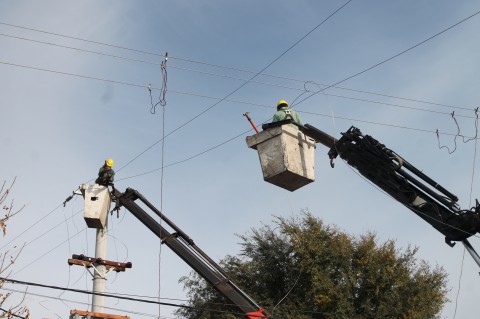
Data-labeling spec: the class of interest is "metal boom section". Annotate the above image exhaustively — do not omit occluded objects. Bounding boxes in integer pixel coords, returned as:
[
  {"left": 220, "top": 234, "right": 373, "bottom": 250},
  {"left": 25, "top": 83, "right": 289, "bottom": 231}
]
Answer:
[
  {"left": 301, "top": 124, "right": 480, "bottom": 268},
  {"left": 112, "top": 188, "right": 265, "bottom": 318}
]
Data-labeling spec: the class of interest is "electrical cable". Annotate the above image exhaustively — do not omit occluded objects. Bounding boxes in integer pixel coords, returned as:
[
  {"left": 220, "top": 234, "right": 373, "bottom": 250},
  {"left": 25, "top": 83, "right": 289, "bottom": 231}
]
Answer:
[
  {"left": 0, "top": 278, "right": 276, "bottom": 319},
  {"left": 0, "top": 307, "right": 26, "bottom": 319},
  {"left": 4, "top": 17, "right": 480, "bottom": 117},
  {"left": 0, "top": 285, "right": 355, "bottom": 319},
  {"left": 0, "top": 203, "right": 63, "bottom": 251},
  {"left": 0, "top": 60, "right": 147, "bottom": 89},
  {"left": 324, "top": 113, "right": 480, "bottom": 242},
  {"left": 271, "top": 229, "right": 304, "bottom": 315},
  {"left": 57, "top": 212, "right": 72, "bottom": 301},
  {"left": 4, "top": 1, "right": 354, "bottom": 178},
  {"left": 452, "top": 110, "right": 480, "bottom": 319},
  {"left": 158, "top": 61, "right": 167, "bottom": 319},
  {"left": 114, "top": 111, "right": 478, "bottom": 184},
  {"left": 2, "top": 10, "right": 478, "bottom": 314},
  {"left": 149, "top": 53, "right": 168, "bottom": 114},
  {"left": 1, "top": 57, "right": 477, "bottom": 127},
  {"left": 452, "top": 247, "right": 466, "bottom": 319},
  {"left": 2, "top": 286, "right": 268, "bottom": 319},
  {"left": 437, "top": 109, "right": 479, "bottom": 154},
  {"left": 114, "top": 128, "right": 251, "bottom": 182},
  {"left": 119, "top": 0, "right": 354, "bottom": 174},
  {"left": 2, "top": 31, "right": 475, "bottom": 116},
  {"left": 38, "top": 300, "right": 62, "bottom": 319},
  {"left": 3, "top": 287, "right": 170, "bottom": 319},
  {"left": 7, "top": 209, "right": 83, "bottom": 257},
  {"left": 334, "top": 151, "right": 480, "bottom": 242},
  {"left": 0, "top": 22, "right": 171, "bottom": 58},
  {"left": 298, "top": 81, "right": 475, "bottom": 119},
  {"left": 291, "top": 8, "right": 480, "bottom": 108},
  {"left": 11, "top": 227, "right": 87, "bottom": 276}
]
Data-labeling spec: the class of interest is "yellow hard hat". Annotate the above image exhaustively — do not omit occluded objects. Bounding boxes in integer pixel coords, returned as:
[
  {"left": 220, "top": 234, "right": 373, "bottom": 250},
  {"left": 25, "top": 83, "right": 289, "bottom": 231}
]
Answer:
[
  {"left": 277, "top": 99, "right": 288, "bottom": 109},
  {"left": 105, "top": 159, "right": 115, "bottom": 167}
]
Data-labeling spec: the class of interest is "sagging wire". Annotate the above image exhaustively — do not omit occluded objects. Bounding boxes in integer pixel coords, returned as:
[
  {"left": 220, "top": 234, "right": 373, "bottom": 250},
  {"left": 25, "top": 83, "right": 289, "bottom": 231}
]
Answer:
[
  {"left": 148, "top": 52, "right": 168, "bottom": 114},
  {"left": 271, "top": 229, "right": 304, "bottom": 315},
  {"left": 38, "top": 300, "right": 62, "bottom": 319},
  {"left": 436, "top": 108, "right": 479, "bottom": 154},
  {"left": 453, "top": 247, "right": 466, "bottom": 319},
  {"left": 454, "top": 108, "right": 480, "bottom": 318},
  {"left": 1, "top": 278, "right": 276, "bottom": 319},
  {"left": 57, "top": 212, "right": 72, "bottom": 302},
  {"left": 0, "top": 307, "right": 27, "bottom": 319},
  {"left": 158, "top": 100, "right": 166, "bottom": 318}
]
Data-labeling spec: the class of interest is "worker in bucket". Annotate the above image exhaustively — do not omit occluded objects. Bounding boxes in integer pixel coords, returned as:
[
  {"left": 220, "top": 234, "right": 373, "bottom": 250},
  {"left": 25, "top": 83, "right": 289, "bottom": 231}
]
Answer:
[
  {"left": 95, "top": 158, "right": 115, "bottom": 186},
  {"left": 272, "top": 99, "right": 302, "bottom": 127}
]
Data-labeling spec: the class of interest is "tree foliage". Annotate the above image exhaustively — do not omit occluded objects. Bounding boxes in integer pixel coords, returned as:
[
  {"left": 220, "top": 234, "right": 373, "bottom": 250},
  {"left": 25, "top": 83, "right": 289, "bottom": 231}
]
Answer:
[{"left": 177, "top": 212, "right": 448, "bottom": 319}]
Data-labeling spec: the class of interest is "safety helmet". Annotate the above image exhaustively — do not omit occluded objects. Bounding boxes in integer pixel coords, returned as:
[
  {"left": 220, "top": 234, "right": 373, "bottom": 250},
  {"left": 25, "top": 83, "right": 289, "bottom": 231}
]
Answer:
[
  {"left": 277, "top": 99, "right": 288, "bottom": 110},
  {"left": 105, "top": 159, "right": 115, "bottom": 167}
]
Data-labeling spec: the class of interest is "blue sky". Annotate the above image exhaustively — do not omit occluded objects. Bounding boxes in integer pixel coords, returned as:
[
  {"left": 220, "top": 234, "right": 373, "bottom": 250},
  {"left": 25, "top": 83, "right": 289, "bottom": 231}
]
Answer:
[{"left": 1, "top": 1, "right": 480, "bottom": 318}]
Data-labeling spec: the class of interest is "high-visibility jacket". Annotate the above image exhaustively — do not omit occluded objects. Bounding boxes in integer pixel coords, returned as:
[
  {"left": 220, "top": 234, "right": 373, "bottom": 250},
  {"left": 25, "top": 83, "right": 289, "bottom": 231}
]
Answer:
[{"left": 272, "top": 106, "right": 302, "bottom": 126}]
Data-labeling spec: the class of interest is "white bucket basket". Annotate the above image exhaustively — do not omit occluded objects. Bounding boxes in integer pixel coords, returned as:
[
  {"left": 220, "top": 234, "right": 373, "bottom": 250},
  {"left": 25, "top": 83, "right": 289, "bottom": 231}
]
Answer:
[
  {"left": 81, "top": 184, "right": 111, "bottom": 229},
  {"left": 246, "top": 125, "right": 316, "bottom": 191}
]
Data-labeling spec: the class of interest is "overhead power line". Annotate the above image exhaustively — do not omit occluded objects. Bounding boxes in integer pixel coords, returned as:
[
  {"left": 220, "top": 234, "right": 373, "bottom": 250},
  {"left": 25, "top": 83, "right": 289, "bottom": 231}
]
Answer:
[
  {"left": 0, "top": 202, "right": 64, "bottom": 251},
  {"left": 292, "top": 8, "right": 480, "bottom": 108},
  {"left": 12, "top": 227, "right": 86, "bottom": 276},
  {"left": 116, "top": 0, "right": 354, "bottom": 173},
  {"left": 0, "top": 22, "right": 168, "bottom": 58},
  {"left": 0, "top": 278, "right": 274, "bottom": 319},
  {"left": 2, "top": 56, "right": 474, "bottom": 120},
  {"left": 0, "top": 2, "right": 356, "bottom": 279},
  {"left": 0, "top": 30, "right": 473, "bottom": 113},
  {"left": 2, "top": 287, "right": 168, "bottom": 319},
  {"left": 0, "top": 307, "right": 26, "bottom": 319},
  {"left": 0, "top": 277, "right": 192, "bottom": 308},
  {"left": 4, "top": 5, "right": 473, "bottom": 278}
]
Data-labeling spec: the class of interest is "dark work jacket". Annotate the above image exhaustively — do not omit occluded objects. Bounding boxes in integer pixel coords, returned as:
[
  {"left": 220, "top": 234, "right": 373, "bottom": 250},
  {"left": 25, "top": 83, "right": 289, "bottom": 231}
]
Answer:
[{"left": 95, "top": 166, "right": 115, "bottom": 186}]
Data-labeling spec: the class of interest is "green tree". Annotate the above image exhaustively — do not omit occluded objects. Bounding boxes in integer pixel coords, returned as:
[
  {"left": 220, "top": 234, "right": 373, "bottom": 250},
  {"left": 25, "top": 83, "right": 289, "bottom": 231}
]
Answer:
[{"left": 177, "top": 212, "right": 447, "bottom": 319}]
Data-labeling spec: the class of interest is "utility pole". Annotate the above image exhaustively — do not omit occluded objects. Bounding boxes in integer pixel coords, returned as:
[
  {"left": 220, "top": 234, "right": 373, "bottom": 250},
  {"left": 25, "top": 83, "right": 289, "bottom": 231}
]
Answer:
[
  {"left": 67, "top": 184, "right": 132, "bottom": 319},
  {"left": 92, "top": 219, "right": 108, "bottom": 313}
]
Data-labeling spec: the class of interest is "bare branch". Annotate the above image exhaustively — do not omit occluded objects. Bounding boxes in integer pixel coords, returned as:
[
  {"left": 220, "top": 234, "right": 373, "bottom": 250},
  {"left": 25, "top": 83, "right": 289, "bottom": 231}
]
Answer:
[
  {"left": 0, "top": 178, "right": 29, "bottom": 319},
  {"left": 0, "top": 178, "right": 25, "bottom": 237}
]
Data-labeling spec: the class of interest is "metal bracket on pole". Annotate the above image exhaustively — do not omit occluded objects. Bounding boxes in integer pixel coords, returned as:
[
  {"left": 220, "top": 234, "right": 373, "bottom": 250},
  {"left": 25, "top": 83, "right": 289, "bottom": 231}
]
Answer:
[
  {"left": 70, "top": 309, "right": 130, "bottom": 319},
  {"left": 68, "top": 254, "right": 132, "bottom": 276}
]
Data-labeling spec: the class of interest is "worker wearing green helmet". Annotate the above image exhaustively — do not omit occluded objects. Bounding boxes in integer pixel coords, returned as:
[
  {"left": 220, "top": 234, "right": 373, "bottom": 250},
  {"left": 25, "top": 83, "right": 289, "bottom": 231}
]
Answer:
[{"left": 272, "top": 99, "right": 302, "bottom": 127}]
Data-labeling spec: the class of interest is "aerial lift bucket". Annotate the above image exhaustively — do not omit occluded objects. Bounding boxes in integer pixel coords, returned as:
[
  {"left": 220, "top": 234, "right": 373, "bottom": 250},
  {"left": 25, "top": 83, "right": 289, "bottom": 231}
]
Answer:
[
  {"left": 246, "top": 124, "right": 316, "bottom": 191},
  {"left": 81, "top": 184, "right": 111, "bottom": 229}
]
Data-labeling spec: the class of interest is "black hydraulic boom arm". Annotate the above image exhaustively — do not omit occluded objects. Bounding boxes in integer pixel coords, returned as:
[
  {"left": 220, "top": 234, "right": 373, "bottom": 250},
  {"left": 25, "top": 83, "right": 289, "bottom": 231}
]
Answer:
[
  {"left": 300, "top": 124, "right": 480, "bottom": 245},
  {"left": 112, "top": 188, "right": 265, "bottom": 319}
]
